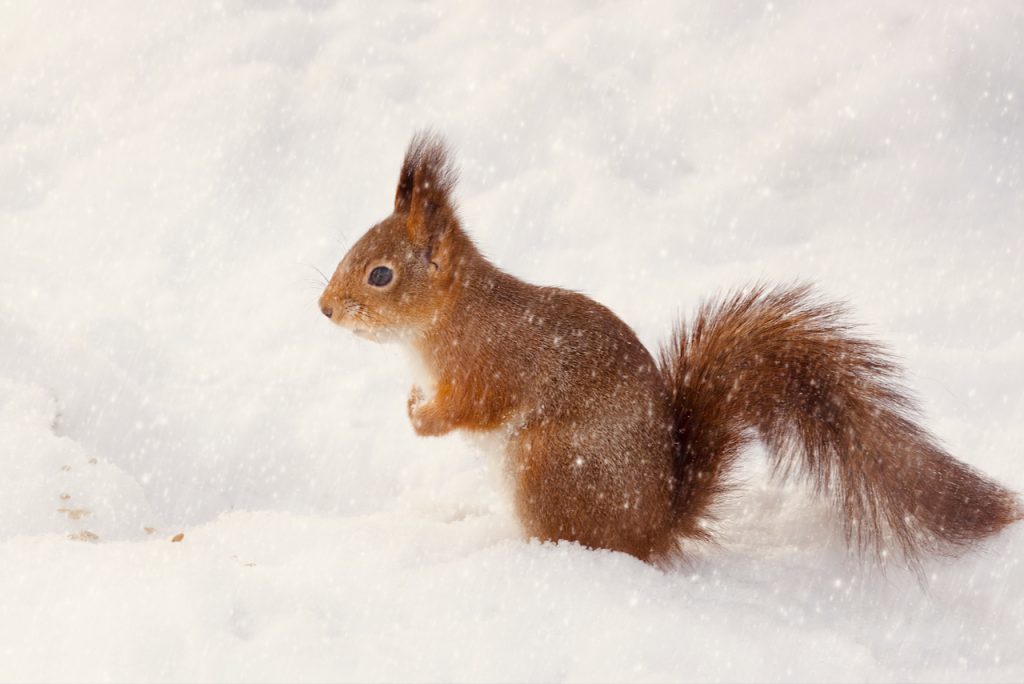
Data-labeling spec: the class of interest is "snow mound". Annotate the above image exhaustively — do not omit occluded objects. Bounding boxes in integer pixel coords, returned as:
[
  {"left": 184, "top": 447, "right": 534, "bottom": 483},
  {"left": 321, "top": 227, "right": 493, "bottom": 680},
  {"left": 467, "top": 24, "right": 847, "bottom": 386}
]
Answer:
[{"left": 0, "top": 377, "right": 160, "bottom": 542}]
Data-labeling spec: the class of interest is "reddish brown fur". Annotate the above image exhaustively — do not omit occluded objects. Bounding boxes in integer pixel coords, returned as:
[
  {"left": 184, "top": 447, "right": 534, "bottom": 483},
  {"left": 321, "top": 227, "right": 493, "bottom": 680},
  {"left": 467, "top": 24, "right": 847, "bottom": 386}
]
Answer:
[
  {"left": 319, "top": 133, "right": 1021, "bottom": 565},
  {"left": 660, "top": 286, "right": 1021, "bottom": 564}
]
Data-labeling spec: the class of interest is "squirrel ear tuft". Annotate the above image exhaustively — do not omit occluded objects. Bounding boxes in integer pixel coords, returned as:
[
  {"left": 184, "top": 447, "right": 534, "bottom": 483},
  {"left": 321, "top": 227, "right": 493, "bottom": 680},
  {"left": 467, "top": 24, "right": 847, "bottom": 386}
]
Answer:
[{"left": 395, "top": 131, "right": 459, "bottom": 246}]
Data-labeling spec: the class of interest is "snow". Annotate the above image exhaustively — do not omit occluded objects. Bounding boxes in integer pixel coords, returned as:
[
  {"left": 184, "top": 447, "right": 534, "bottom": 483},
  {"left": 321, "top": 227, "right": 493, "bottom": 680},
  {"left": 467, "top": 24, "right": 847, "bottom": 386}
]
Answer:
[{"left": 1, "top": 1, "right": 1022, "bottom": 681}]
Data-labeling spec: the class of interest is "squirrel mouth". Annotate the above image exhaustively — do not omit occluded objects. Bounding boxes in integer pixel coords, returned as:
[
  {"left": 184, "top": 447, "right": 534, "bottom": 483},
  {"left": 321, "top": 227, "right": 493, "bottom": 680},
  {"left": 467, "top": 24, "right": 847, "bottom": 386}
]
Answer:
[
  {"left": 351, "top": 327, "right": 388, "bottom": 342},
  {"left": 351, "top": 326, "right": 407, "bottom": 344}
]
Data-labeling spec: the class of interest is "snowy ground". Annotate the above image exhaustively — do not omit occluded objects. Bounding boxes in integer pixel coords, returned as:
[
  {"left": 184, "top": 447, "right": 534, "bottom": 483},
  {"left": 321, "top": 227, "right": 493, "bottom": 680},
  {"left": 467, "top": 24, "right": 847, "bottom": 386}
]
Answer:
[{"left": 2, "top": 1, "right": 1023, "bottom": 681}]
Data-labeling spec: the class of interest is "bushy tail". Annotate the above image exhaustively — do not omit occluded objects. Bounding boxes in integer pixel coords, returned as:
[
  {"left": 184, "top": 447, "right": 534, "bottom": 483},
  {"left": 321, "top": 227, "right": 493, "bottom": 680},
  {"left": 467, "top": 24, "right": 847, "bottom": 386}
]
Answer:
[{"left": 658, "top": 284, "right": 1020, "bottom": 564}]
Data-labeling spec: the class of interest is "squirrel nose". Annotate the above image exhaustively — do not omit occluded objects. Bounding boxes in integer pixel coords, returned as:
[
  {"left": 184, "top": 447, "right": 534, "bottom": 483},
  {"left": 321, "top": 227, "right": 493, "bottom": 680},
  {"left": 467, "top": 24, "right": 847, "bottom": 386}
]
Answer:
[{"left": 321, "top": 305, "right": 333, "bottom": 319}]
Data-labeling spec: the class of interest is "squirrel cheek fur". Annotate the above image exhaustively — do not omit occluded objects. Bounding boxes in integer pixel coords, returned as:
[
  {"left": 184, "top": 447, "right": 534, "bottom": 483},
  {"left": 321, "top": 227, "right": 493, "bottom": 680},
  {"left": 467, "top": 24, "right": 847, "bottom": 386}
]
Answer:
[{"left": 320, "top": 132, "right": 1021, "bottom": 567}]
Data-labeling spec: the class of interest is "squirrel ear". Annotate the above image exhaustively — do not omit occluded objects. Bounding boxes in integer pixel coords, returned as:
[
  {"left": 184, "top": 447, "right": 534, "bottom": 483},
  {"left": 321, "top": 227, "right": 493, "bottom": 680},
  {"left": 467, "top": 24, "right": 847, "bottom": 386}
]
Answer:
[
  {"left": 394, "top": 148, "right": 416, "bottom": 214},
  {"left": 397, "top": 132, "right": 459, "bottom": 261}
]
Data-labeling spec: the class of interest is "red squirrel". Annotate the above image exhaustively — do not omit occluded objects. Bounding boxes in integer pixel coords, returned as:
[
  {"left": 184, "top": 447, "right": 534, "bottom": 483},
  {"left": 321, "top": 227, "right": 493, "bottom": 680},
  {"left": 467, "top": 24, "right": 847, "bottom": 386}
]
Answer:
[{"left": 319, "top": 133, "right": 1020, "bottom": 565}]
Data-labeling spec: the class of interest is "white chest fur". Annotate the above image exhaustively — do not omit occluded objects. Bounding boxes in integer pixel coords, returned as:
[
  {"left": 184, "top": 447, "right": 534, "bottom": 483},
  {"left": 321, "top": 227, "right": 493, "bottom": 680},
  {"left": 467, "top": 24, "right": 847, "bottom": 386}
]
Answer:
[{"left": 400, "top": 341, "right": 438, "bottom": 397}]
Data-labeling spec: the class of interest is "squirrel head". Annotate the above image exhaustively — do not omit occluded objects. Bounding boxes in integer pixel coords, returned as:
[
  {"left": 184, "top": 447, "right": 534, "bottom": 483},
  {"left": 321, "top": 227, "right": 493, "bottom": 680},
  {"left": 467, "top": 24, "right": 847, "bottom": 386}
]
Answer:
[{"left": 319, "top": 133, "right": 467, "bottom": 342}]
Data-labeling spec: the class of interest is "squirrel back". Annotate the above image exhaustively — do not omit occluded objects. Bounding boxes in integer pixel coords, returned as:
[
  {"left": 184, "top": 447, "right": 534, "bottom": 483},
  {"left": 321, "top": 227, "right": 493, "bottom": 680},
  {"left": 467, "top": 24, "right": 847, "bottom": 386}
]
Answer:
[{"left": 319, "top": 133, "right": 1021, "bottom": 565}]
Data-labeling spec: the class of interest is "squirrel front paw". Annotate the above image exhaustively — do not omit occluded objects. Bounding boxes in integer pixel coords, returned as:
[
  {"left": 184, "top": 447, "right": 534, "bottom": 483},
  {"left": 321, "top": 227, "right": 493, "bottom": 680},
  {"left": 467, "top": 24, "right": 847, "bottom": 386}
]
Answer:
[
  {"left": 407, "top": 385, "right": 450, "bottom": 437},
  {"left": 408, "top": 385, "right": 427, "bottom": 414}
]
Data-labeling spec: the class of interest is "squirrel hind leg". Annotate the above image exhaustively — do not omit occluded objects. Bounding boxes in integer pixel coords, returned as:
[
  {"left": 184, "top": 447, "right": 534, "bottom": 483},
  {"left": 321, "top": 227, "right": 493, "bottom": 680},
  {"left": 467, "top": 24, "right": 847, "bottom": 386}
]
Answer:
[{"left": 506, "top": 418, "right": 678, "bottom": 562}]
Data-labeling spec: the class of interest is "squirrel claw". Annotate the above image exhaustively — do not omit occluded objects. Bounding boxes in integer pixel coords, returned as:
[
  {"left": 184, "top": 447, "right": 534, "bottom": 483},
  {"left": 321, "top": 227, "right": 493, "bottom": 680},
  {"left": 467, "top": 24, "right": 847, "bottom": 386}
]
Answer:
[
  {"left": 408, "top": 385, "right": 426, "bottom": 414},
  {"left": 407, "top": 385, "right": 430, "bottom": 432}
]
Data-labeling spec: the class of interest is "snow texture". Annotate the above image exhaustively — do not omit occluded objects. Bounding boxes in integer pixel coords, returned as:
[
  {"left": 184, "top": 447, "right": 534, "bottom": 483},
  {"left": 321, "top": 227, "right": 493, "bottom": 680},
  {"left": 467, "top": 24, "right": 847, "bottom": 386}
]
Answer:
[{"left": 2, "top": 1, "right": 1023, "bottom": 681}]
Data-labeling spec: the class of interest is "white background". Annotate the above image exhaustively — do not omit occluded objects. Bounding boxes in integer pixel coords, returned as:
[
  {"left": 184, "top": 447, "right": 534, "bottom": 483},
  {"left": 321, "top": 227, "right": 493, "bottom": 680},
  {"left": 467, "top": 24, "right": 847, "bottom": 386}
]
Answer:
[{"left": 1, "top": 1, "right": 1022, "bottom": 681}]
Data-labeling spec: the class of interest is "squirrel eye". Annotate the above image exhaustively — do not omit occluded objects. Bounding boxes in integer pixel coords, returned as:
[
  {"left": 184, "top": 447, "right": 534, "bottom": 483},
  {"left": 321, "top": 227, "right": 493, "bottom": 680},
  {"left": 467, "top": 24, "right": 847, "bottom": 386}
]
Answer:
[{"left": 368, "top": 266, "right": 393, "bottom": 287}]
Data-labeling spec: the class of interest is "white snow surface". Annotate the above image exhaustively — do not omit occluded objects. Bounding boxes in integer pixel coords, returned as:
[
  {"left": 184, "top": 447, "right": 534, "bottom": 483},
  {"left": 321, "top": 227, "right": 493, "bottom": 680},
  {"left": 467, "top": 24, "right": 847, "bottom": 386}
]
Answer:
[{"left": 2, "top": 1, "right": 1023, "bottom": 682}]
